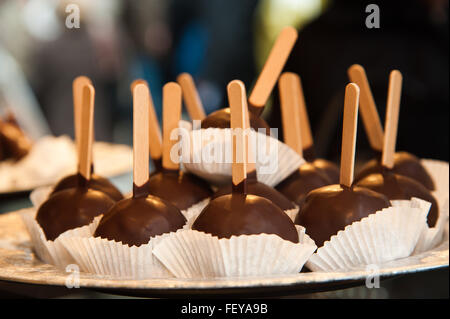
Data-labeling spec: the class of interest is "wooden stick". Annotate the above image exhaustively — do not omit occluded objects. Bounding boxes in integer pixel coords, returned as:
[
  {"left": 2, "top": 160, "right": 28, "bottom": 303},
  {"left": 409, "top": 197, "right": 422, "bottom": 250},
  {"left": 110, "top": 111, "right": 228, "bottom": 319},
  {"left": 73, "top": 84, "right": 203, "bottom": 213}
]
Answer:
[
  {"left": 248, "top": 26, "right": 298, "bottom": 115},
  {"left": 162, "top": 82, "right": 182, "bottom": 170},
  {"left": 243, "top": 88, "right": 256, "bottom": 175},
  {"left": 279, "top": 72, "right": 303, "bottom": 157},
  {"left": 177, "top": 73, "right": 206, "bottom": 121},
  {"left": 229, "top": 80, "right": 248, "bottom": 187},
  {"left": 73, "top": 76, "right": 91, "bottom": 156},
  {"left": 340, "top": 83, "right": 360, "bottom": 188},
  {"left": 347, "top": 64, "right": 384, "bottom": 152},
  {"left": 78, "top": 84, "right": 95, "bottom": 181},
  {"left": 132, "top": 83, "right": 150, "bottom": 188},
  {"left": 382, "top": 70, "right": 402, "bottom": 169},
  {"left": 131, "top": 79, "right": 162, "bottom": 161},
  {"left": 296, "top": 75, "right": 314, "bottom": 151}
]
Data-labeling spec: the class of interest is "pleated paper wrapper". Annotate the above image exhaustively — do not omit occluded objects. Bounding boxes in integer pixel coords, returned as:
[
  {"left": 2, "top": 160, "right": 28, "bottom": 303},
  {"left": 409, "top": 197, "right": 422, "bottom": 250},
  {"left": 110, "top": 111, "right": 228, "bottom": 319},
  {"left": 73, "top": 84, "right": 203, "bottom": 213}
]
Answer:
[
  {"left": 152, "top": 226, "right": 317, "bottom": 279},
  {"left": 59, "top": 222, "right": 192, "bottom": 280},
  {"left": 20, "top": 208, "right": 101, "bottom": 270},
  {"left": 181, "top": 128, "right": 304, "bottom": 187},
  {"left": 306, "top": 198, "right": 430, "bottom": 272}
]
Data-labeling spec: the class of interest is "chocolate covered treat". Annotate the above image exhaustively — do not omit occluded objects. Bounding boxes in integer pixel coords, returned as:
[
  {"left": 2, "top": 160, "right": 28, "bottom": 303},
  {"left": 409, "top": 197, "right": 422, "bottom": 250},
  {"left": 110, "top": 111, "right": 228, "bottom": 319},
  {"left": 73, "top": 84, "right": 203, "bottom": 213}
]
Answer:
[
  {"left": 94, "top": 83, "right": 186, "bottom": 247},
  {"left": 355, "top": 70, "right": 438, "bottom": 226},
  {"left": 51, "top": 76, "right": 123, "bottom": 201},
  {"left": 179, "top": 27, "right": 298, "bottom": 135},
  {"left": 193, "top": 80, "right": 298, "bottom": 243},
  {"left": 295, "top": 83, "right": 391, "bottom": 247},
  {"left": 275, "top": 73, "right": 333, "bottom": 204},
  {"left": 0, "top": 112, "right": 32, "bottom": 161},
  {"left": 147, "top": 82, "right": 212, "bottom": 210},
  {"left": 348, "top": 65, "right": 434, "bottom": 190},
  {"left": 36, "top": 85, "right": 115, "bottom": 240}
]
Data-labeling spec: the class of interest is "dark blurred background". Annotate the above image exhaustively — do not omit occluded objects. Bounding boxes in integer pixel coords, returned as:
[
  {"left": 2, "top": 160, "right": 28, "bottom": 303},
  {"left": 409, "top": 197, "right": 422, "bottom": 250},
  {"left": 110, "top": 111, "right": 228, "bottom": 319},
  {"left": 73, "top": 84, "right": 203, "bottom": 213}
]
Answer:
[{"left": 0, "top": 0, "right": 448, "bottom": 161}]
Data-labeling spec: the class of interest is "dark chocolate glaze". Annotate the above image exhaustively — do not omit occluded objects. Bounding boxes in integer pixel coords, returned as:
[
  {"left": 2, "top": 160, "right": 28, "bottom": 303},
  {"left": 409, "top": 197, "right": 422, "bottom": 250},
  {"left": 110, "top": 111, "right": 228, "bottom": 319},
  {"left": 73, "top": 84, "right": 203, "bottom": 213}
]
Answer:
[
  {"left": 356, "top": 172, "right": 439, "bottom": 227},
  {"left": 201, "top": 108, "right": 271, "bottom": 135},
  {"left": 300, "top": 146, "right": 339, "bottom": 183},
  {"left": 356, "top": 152, "right": 435, "bottom": 190},
  {"left": 36, "top": 187, "right": 115, "bottom": 241},
  {"left": 147, "top": 170, "right": 213, "bottom": 210},
  {"left": 192, "top": 193, "right": 299, "bottom": 243},
  {"left": 276, "top": 163, "right": 333, "bottom": 206},
  {"left": 295, "top": 184, "right": 391, "bottom": 247},
  {"left": 0, "top": 119, "right": 32, "bottom": 161},
  {"left": 214, "top": 176, "right": 296, "bottom": 210},
  {"left": 94, "top": 195, "right": 186, "bottom": 247},
  {"left": 311, "top": 159, "right": 340, "bottom": 184},
  {"left": 52, "top": 173, "right": 123, "bottom": 202}
]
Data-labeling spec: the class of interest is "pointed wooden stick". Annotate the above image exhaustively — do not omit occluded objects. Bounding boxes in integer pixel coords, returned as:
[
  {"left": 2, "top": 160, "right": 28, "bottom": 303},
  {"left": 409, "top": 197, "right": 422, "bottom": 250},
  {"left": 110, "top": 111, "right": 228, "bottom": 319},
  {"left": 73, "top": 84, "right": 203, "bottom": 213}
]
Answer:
[
  {"left": 382, "top": 70, "right": 403, "bottom": 169},
  {"left": 248, "top": 26, "right": 298, "bottom": 116},
  {"left": 131, "top": 79, "right": 162, "bottom": 162},
  {"left": 177, "top": 73, "right": 206, "bottom": 121},
  {"left": 340, "top": 83, "right": 360, "bottom": 188},
  {"left": 229, "top": 80, "right": 248, "bottom": 189},
  {"left": 79, "top": 84, "right": 95, "bottom": 181},
  {"left": 132, "top": 83, "right": 150, "bottom": 189},
  {"left": 73, "top": 76, "right": 91, "bottom": 156},
  {"left": 347, "top": 64, "right": 384, "bottom": 152},
  {"left": 279, "top": 72, "right": 303, "bottom": 157},
  {"left": 162, "top": 82, "right": 182, "bottom": 170}
]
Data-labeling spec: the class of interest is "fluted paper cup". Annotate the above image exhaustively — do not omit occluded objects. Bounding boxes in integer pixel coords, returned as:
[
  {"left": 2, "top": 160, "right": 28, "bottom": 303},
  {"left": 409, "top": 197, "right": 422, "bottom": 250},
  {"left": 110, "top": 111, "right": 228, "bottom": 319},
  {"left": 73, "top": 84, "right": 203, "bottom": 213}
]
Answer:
[
  {"left": 181, "top": 198, "right": 210, "bottom": 228},
  {"left": 306, "top": 198, "right": 429, "bottom": 272},
  {"left": 60, "top": 222, "right": 191, "bottom": 279},
  {"left": 181, "top": 128, "right": 304, "bottom": 187},
  {"left": 20, "top": 209, "right": 100, "bottom": 269},
  {"left": 284, "top": 206, "right": 299, "bottom": 223},
  {"left": 152, "top": 226, "right": 317, "bottom": 279}
]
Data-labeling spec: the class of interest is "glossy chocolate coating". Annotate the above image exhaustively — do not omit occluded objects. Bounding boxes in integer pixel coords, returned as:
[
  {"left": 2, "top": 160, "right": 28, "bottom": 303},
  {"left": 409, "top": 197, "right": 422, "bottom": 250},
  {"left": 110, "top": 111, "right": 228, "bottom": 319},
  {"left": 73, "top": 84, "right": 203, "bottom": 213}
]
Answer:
[
  {"left": 0, "top": 119, "right": 32, "bottom": 161},
  {"left": 147, "top": 170, "right": 213, "bottom": 210},
  {"left": 302, "top": 146, "right": 340, "bottom": 184},
  {"left": 201, "top": 108, "right": 271, "bottom": 135},
  {"left": 36, "top": 187, "right": 115, "bottom": 241},
  {"left": 276, "top": 163, "right": 333, "bottom": 206},
  {"left": 295, "top": 185, "right": 391, "bottom": 247},
  {"left": 193, "top": 192, "right": 299, "bottom": 243},
  {"left": 94, "top": 192, "right": 186, "bottom": 247},
  {"left": 214, "top": 178, "right": 296, "bottom": 211},
  {"left": 356, "top": 172, "right": 439, "bottom": 227},
  {"left": 52, "top": 173, "right": 124, "bottom": 202},
  {"left": 356, "top": 152, "right": 435, "bottom": 190}
]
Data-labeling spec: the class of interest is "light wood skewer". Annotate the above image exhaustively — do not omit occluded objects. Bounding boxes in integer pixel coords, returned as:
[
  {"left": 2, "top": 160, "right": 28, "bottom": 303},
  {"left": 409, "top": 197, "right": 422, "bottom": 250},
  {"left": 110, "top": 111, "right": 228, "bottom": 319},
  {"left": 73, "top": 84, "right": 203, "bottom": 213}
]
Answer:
[
  {"left": 162, "top": 82, "right": 183, "bottom": 171},
  {"left": 340, "top": 83, "right": 360, "bottom": 188},
  {"left": 381, "top": 70, "right": 403, "bottom": 169},
  {"left": 79, "top": 84, "right": 95, "bottom": 181},
  {"left": 348, "top": 64, "right": 384, "bottom": 152},
  {"left": 73, "top": 76, "right": 92, "bottom": 156},
  {"left": 248, "top": 26, "right": 298, "bottom": 116},
  {"left": 177, "top": 73, "right": 206, "bottom": 121}
]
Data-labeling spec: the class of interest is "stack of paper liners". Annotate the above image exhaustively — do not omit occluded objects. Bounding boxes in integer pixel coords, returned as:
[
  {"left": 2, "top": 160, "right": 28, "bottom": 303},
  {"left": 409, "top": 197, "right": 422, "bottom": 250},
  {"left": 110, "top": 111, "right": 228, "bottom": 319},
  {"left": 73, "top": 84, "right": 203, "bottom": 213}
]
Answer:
[
  {"left": 152, "top": 226, "right": 317, "bottom": 278},
  {"left": 182, "top": 128, "right": 304, "bottom": 187},
  {"left": 306, "top": 198, "right": 430, "bottom": 272}
]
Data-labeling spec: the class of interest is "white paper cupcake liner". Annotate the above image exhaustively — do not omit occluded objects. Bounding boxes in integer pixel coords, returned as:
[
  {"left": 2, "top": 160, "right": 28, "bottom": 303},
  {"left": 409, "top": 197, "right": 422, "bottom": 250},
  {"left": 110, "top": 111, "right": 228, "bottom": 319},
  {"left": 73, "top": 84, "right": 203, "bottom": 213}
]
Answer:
[
  {"left": 181, "top": 128, "right": 304, "bottom": 187},
  {"left": 306, "top": 198, "right": 429, "bottom": 272},
  {"left": 181, "top": 198, "right": 210, "bottom": 228},
  {"left": 152, "top": 225, "right": 317, "bottom": 279},
  {"left": 20, "top": 209, "right": 101, "bottom": 269},
  {"left": 284, "top": 206, "right": 299, "bottom": 223},
  {"left": 60, "top": 221, "right": 191, "bottom": 280}
]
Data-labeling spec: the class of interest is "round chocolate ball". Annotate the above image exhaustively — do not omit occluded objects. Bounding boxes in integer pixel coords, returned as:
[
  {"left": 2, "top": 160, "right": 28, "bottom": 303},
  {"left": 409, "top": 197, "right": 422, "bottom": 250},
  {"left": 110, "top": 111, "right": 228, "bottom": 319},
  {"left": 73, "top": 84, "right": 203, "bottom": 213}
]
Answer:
[
  {"left": 295, "top": 185, "right": 391, "bottom": 247},
  {"left": 214, "top": 178, "right": 296, "bottom": 211},
  {"left": 193, "top": 193, "right": 299, "bottom": 243},
  {"left": 94, "top": 195, "right": 186, "bottom": 247},
  {"left": 52, "top": 173, "right": 124, "bottom": 202},
  {"left": 36, "top": 187, "right": 115, "bottom": 241},
  {"left": 311, "top": 159, "right": 340, "bottom": 184},
  {"left": 147, "top": 170, "right": 213, "bottom": 211},
  {"left": 356, "top": 172, "right": 439, "bottom": 227},
  {"left": 356, "top": 152, "right": 434, "bottom": 190},
  {"left": 201, "top": 108, "right": 271, "bottom": 135},
  {"left": 276, "top": 162, "right": 332, "bottom": 206}
]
